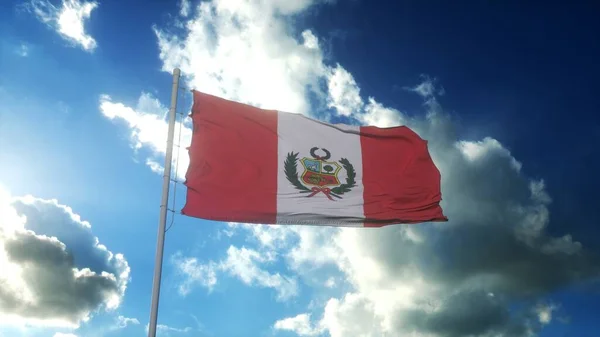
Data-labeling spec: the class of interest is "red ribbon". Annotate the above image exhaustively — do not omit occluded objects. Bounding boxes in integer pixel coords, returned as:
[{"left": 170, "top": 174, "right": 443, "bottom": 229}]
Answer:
[{"left": 307, "top": 187, "right": 335, "bottom": 201}]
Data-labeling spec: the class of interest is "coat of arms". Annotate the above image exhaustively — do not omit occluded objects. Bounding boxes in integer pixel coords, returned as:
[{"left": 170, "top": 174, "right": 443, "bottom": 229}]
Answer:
[{"left": 284, "top": 147, "right": 356, "bottom": 200}]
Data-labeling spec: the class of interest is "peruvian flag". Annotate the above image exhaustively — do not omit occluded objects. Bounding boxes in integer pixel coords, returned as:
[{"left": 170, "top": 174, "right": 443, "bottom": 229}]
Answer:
[{"left": 182, "top": 91, "right": 447, "bottom": 227}]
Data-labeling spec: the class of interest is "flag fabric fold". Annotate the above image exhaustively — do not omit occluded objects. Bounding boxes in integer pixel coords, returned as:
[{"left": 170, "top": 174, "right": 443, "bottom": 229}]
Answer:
[{"left": 182, "top": 90, "right": 447, "bottom": 227}]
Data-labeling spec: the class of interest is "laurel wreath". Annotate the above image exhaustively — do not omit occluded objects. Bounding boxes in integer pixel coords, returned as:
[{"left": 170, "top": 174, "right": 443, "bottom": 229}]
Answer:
[
  {"left": 284, "top": 152, "right": 356, "bottom": 199},
  {"left": 331, "top": 158, "right": 356, "bottom": 196},
  {"left": 284, "top": 152, "right": 311, "bottom": 193}
]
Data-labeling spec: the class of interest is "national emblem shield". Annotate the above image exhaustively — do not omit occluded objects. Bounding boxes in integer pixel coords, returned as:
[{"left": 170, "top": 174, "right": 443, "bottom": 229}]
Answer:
[
  {"left": 300, "top": 157, "right": 341, "bottom": 187},
  {"left": 284, "top": 147, "right": 356, "bottom": 201}
]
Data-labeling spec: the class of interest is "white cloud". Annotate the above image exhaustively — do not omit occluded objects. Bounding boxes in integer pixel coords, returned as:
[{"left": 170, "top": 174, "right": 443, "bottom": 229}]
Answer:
[
  {"left": 360, "top": 97, "right": 406, "bottom": 128},
  {"left": 227, "top": 222, "right": 292, "bottom": 249},
  {"left": 225, "top": 223, "right": 343, "bottom": 289},
  {"left": 171, "top": 222, "right": 302, "bottom": 301},
  {"left": 26, "top": 0, "right": 98, "bottom": 51},
  {"left": 158, "top": 324, "right": 192, "bottom": 333},
  {"left": 152, "top": 0, "right": 327, "bottom": 115},
  {"left": 222, "top": 245, "right": 298, "bottom": 300},
  {"left": 0, "top": 187, "right": 130, "bottom": 328},
  {"left": 114, "top": 315, "right": 140, "bottom": 329},
  {"left": 171, "top": 253, "right": 218, "bottom": 296},
  {"left": 319, "top": 293, "right": 383, "bottom": 337},
  {"left": 16, "top": 43, "right": 29, "bottom": 57},
  {"left": 53, "top": 333, "right": 78, "bottom": 337},
  {"left": 535, "top": 303, "right": 558, "bottom": 325},
  {"left": 404, "top": 76, "right": 445, "bottom": 99},
  {"left": 173, "top": 245, "right": 298, "bottom": 301},
  {"left": 99, "top": 93, "right": 191, "bottom": 180},
  {"left": 146, "top": 158, "right": 165, "bottom": 175},
  {"left": 326, "top": 64, "right": 363, "bottom": 117},
  {"left": 179, "top": 0, "right": 191, "bottom": 17},
  {"left": 274, "top": 313, "right": 322, "bottom": 336},
  {"left": 144, "top": 323, "right": 192, "bottom": 335},
  {"left": 410, "top": 78, "right": 436, "bottom": 98}
]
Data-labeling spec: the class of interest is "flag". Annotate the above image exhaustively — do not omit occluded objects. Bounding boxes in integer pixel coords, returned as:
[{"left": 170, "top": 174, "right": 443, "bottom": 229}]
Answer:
[{"left": 182, "top": 90, "right": 447, "bottom": 227}]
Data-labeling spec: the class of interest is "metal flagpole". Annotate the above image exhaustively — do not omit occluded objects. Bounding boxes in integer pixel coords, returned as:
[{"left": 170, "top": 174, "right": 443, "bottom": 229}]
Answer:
[{"left": 148, "top": 67, "right": 181, "bottom": 337}]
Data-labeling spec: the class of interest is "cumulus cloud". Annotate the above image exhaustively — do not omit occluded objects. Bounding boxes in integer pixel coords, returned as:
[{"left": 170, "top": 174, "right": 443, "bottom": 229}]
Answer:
[
  {"left": 407, "top": 76, "right": 443, "bottom": 98},
  {"left": 114, "top": 315, "right": 140, "bottom": 329},
  {"left": 0, "top": 187, "right": 130, "bottom": 328},
  {"left": 171, "top": 252, "right": 218, "bottom": 296},
  {"left": 179, "top": 0, "right": 191, "bottom": 17},
  {"left": 274, "top": 313, "right": 321, "bottom": 336},
  {"left": 144, "top": 323, "right": 192, "bottom": 335},
  {"left": 535, "top": 303, "right": 558, "bottom": 325},
  {"left": 153, "top": 0, "right": 327, "bottom": 115},
  {"left": 25, "top": 0, "right": 98, "bottom": 51},
  {"left": 326, "top": 64, "right": 363, "bottom": 117},
  {"left": 99, "top": 1, "right": 600, "bottom": 336},
  {"left": 227, "top": 222, "right": 293, "bottom": 250},
  {"left": 172, "top": 244, "right": 298, "bottom": 301},
  {"left": 53, "top": 333, "right": 78, "bottom": 337},
  {"left": 15, "top": 43, "right": 29, "bottom": 57},
  {"left": 221, "top": 245, "right": 298, "bottom": 301},
  {"left": 99, "top": 92, "right": 191, "bottom": 180}
]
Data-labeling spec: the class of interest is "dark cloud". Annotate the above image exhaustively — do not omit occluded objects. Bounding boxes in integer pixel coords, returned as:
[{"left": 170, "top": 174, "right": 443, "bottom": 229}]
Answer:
[
  {"left": 400, "top": 291, "right": 522, "bottom": 337},
  {"left": 0, "top": 195, "right": 129, "bottom": 328}
]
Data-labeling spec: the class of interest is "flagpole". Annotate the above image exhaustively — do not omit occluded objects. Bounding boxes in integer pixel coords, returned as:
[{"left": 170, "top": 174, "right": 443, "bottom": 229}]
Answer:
[{"left": 148, "top": 67, "right": 181, "bottom": 337}]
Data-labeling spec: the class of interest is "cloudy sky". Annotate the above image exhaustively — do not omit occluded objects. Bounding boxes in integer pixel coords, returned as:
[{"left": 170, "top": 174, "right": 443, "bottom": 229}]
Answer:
[{"left": 1, "top": 0, "right": 599, "bottom": 336}]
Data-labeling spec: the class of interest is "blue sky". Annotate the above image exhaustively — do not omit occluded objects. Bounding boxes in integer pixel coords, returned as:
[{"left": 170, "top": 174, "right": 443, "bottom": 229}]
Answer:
[{"left": 0, "top": 1, "right": 599, "bottom": 337}]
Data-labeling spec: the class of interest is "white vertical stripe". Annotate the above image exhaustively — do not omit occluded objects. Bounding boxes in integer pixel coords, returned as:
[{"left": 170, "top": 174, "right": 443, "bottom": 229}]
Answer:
[{"left": 276, "top": 111, "right": 364, "bottom": 226}]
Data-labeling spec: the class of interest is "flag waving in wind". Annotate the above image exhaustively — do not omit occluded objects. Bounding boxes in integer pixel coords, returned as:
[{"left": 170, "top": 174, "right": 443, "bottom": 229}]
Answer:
[{"left": 182, "top": 90, "right": 447, "bottom": 227}]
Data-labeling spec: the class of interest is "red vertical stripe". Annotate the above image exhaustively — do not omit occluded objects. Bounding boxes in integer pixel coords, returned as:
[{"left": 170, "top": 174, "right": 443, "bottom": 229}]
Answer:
[
  {"left": 182, "top": 91, "right": 279, "bottom": 224},
  {"left": 360, "top": 126, "right": 447, "bottom": 226}
]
